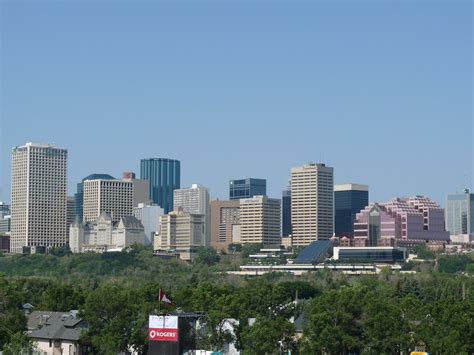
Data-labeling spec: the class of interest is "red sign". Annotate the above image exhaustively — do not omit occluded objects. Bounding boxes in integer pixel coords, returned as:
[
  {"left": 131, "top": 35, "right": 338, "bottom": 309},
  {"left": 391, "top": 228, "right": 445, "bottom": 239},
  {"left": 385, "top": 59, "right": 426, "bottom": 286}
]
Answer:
[
  {"left": 148, "top": 328, "right": 179, "bottom": 342},
  {"left": 148, "top": 315, "right": 179, "bottom": 342}
]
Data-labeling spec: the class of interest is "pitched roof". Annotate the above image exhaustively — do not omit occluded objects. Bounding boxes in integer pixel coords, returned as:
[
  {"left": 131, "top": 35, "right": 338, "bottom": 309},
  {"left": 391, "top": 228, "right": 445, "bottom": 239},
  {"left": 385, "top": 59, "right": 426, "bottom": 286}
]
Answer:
[
  {"left": 120, "top": 216, "right": 144, "bottom": 229},
  {"left": 27, "top": 311, "right": 86, "bottom": 342}
]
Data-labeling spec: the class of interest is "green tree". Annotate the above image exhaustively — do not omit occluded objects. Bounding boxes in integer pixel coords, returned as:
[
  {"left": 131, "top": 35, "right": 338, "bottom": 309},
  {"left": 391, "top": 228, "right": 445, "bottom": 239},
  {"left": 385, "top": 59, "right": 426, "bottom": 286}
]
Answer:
[
  {"left": 194, "top": 247, "right": 220, "bottom": 266},
  {"left": 0, "top": 278, "right": 27, "bottom": 350},
  {"left": 2, "top": 331, "right": 36, "bottom": 355},
  {"left": 241, "top": 316, "right": 296, "bottom": 355}
]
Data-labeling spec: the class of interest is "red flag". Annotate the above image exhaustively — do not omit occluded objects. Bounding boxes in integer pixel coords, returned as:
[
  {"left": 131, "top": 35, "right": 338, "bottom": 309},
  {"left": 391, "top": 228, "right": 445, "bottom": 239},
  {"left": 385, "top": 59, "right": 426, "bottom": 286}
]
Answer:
[{"left": 159, "top": 289, "right": 173, "bottom": 305}]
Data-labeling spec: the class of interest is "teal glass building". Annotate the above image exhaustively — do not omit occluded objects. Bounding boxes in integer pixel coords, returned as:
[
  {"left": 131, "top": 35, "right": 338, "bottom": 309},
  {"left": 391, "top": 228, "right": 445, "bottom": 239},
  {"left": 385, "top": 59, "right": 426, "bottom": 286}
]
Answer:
[
  {"left": 446, "top": 189, "right": 474, "bottom": 237},
  {"left": 229, "top": 178, "right": 266, "bottom": 200},
  {"left": 140, "top": 158, "right": 180, "bottom": 214}
]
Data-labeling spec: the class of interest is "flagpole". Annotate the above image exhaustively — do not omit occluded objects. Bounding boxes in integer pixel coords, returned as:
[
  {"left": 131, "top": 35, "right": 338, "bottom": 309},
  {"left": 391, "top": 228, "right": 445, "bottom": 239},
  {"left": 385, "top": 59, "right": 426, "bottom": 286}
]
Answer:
[{"left": 158, "top": 289, "right": 161, "bottom": 315}]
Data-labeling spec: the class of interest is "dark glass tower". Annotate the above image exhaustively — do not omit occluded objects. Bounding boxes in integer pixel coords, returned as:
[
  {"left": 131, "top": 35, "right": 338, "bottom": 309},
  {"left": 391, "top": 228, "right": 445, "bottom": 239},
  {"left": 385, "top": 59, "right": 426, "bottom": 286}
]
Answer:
[
  {"left": 229, "top": 178, "right": 266, "bottom": 200},
  {"left": 334, "top": 184, "right": 369, "bottom": 237},
  {"left": 282, "top": 189, "right": 292, "bottom": 237},
  {"left": 140, "top": 158, "right": 180, "bottom": 213},
  {"left": 74, "top": 173, "right": 115, "bottom": 221}
]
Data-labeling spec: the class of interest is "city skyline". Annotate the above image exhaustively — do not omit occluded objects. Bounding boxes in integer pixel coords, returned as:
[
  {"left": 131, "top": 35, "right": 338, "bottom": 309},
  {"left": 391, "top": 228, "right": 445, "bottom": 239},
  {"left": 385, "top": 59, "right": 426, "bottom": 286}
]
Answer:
[{"left": 1, "top": 1, "right": 472, "bottom": 205}]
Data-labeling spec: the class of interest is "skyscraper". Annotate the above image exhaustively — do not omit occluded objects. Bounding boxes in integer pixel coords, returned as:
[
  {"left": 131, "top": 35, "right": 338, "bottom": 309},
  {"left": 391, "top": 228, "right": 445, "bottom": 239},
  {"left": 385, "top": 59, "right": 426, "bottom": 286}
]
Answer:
[
  {"left": 210, "top": 199, "right": 240, "bottom": 251},
  {"left": 140, "top": 158, "right": 180, "bottom": 213},
  {"left": 82, "top": 173, "right": 149, "bottom": 223},
  {"left": 10, "top": 143, "right": 68, "bottom": 253},
  {"left": 282, "top": 188, "right": 292, "bottom": 237},
  {"left": 229, "top": 178, "right": 266, "bottom": 200},
  {"left": 446, "top": 189, "right": 474, "bottom": 241},
  {"left": 240, "top": 195, "right": 281, "bottom": 245},
  {"left": 75, "top": 173, "right": 115, "bottom": 221},
  {"left": 334, "top": 183, "right": 369, "bottom": 237},
  {"left": 291, "top": 163, "right": 334, "bottom": 246},
  {"left": 66, "top": 196, "right": 77, "bottom": 238},
  {"left": 173, "top": 184, "right": 210, "bottom": 246},
  {"left": 133, "top": 203, "right": 164, "bottom": 246}
]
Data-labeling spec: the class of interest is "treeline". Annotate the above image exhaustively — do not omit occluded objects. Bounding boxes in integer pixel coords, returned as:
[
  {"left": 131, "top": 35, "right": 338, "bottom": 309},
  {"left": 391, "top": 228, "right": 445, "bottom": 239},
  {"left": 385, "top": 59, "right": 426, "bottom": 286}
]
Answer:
[{"left": 0, "top": 248, "right": 473, "bottom": 354}]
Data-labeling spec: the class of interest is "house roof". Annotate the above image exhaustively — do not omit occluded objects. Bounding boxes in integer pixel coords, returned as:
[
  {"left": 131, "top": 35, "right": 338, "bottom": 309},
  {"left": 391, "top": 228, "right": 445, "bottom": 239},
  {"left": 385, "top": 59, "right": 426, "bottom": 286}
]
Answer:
[{"left": 27, "top": 311, "right": 86, "bottom": 342}]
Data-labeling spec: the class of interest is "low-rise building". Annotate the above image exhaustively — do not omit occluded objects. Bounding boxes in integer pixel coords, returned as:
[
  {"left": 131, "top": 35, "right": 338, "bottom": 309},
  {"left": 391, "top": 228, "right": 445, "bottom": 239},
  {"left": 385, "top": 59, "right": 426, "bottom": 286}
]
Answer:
[
  {"left": 353, "top": 196, "right": 449, "bottom": 246},
  {"left": 69, "top": 213, "right": 145, "bottom": 253},
  {"left": 27, "top": 310, "right": 90, "bottom": 355}
]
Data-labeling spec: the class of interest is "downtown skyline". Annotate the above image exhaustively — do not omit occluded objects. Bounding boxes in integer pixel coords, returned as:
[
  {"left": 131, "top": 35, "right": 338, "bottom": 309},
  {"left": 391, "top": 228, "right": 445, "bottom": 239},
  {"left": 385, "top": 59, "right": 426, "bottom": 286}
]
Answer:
[{"left": 1, "top": 1, "right": 472, "bottom": 205}]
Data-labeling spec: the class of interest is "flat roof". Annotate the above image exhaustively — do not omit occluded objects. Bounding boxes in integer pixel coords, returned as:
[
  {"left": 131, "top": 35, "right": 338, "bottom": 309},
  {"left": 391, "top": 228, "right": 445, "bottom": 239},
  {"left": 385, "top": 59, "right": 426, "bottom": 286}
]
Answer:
[{"left": 334, "top": 183, "right": 369, "bottom": 192}]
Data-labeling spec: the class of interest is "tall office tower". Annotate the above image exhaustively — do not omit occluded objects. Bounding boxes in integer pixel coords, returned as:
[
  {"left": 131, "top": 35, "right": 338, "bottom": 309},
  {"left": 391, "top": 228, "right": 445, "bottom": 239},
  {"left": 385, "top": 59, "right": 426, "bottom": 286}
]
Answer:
[
  {"left": 240, "top": 195, "right": 281, "bottom": 245},
  {"left": 133, "top": 203, "right": 164, "bottom": 246},
  {"left": 10, "top": 143, "right": 68, "bottom": 253},
  {"left": 82, "top": 173, "right": 149, "bottom": 223},
  {"left": 229, "top": 178, "right": 266, "bottom": 200},
  {"left": 291, "top": 163, "right": 334, "bottom": 246},
  {"left": 155, "top": 209, "right": 204, "bottom": 261},
  {"left": 0, "top": 202, "right": 11, "bottom": 234},
  {"left": 446, "top": 189, "right": 474, "bottom": 242},
  {"left": 282, "top": 187, "right": 292, "bottom": 237},
  {"left": 75, "top": 174, "right": 115, "bottom": 221},
  {"left": 140, "top": 158, "right": 180, "bottom": 214},
  {"left": 334, "top": 184, "right": 369, "bottom": 237},
  {"left": 66, "top": 196, "right": 77, "bottom": 238},
  {"left": 173, "top": 184, "right": 210, "bottom": 246},
  {"left": 210, "top": 199, "right": 240, "bottom": 251},
  {"left": 83, "top": 179, "right": 132, "bottom": 223}
]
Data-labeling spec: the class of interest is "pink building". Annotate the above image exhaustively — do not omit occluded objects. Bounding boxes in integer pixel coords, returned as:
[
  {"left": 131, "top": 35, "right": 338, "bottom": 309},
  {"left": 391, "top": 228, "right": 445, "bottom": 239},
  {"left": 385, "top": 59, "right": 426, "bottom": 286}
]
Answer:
[{"left": 353, "top": 196, "right": 449, "bottom": 246}]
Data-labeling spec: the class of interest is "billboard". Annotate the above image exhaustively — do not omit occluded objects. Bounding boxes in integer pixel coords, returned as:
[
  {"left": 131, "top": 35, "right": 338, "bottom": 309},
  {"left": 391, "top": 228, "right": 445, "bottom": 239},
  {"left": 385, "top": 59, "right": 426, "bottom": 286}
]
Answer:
[{"left": 148, "top": 315, "right": 179, "bottom": 342}]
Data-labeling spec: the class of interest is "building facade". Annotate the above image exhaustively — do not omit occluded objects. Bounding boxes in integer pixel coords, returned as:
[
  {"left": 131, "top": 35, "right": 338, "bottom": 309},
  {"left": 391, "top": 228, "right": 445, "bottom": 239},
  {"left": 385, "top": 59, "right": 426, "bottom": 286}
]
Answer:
[
  {"left": 11, "top": 143, "right": 68, "bottom": 253},
  {"left": 140, "top": 158, "right": 180, "bottom": 214},
  {"left": 229, "top": 178, "right": 266, "bottom": 200},
  {"left": 75, "top": 173, "right": 115, "bottom": 221},
  {"left": 353, "top": 196, "right": 450, "bottom": 246},
  {"left": 66, "top": 196, "right": 76, "bottom": 238},
  {"left": 133, "top": 203, "right": 164, "bottom": 246},
  {"left": 291, "top": 163, "right": 334, "bottom": 246},
  {"left": 82, "top": 174, "right": 149, "bottom": 223},
  {"left": 282, "top": 188, "right": 292, "bottom": 237},
  {"left": 334, "top": 183, "right": 369, "bottom": 237},
  {"left": 240, "top": 195, "right": 281, "bottom": 245},
  {"left": 0, "top": 202, "right": 11, "bottom": 234},
  {"left": 446, "top": 189, "right": 474, "bottom": 242},
  {"left": 155, "top": 209, "right": 204, "bottom": 261},
  {"left": 173, "top": 184, "right": 210, "bottom": 246},
  {"left": 69, "top": 213, "right": 145, "bottom": 253},
  {"left": 210, "top": 199, "right": 241, "bottom": 251}
]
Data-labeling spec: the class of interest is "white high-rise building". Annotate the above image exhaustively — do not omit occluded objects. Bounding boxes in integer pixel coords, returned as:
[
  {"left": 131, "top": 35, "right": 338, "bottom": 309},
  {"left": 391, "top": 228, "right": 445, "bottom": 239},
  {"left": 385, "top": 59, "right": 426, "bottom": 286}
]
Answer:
[
  {"left": 10, "top": 143, "right": 68, "bottom": 253},
  {"left": 82, "top": 174, "right": 149, "bottom": 223},
  {"left": 173, "top": 184, "right": 210, "bottom": 246},
  {"left": 240, "top": 195, "right": 281, "bottom": 245},
  {"left": 291, "top": 163, "right": 334, "bottom": 246}
]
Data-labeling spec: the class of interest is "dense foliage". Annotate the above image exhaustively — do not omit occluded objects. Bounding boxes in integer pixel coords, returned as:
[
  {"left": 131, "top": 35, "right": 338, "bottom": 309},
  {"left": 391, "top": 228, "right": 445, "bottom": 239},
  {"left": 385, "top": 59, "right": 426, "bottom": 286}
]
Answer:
[{"left": 1, "top": 247, "right": 473, "bottom": 354}]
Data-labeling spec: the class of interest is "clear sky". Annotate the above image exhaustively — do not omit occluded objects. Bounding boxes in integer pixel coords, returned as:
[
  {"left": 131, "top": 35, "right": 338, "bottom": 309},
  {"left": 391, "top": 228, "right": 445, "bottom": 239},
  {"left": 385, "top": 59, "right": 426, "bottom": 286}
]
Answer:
[{"left": 1, "top": 0, "right": 472, "bottom": 205}]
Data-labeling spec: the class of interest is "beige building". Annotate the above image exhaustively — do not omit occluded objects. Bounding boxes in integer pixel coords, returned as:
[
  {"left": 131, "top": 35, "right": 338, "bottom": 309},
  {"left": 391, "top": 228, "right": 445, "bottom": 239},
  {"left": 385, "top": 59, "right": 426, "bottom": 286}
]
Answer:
[
  {"left": 82, "top": 173, "right": 149, "bottom": 223},
  {"left": 10, "top": 143, "right": 68, "bottom": 253},
  {"left": 210, "top": 199, "right": 240, "bottom": 251},
  {"left": 240, "top": 195, "right": 281, "bottom": 245},
  {"left": 173, "top": 184, "right": 210, "bottom": 246},
  {"left": 69, "top": 213, "right": 145, "bottom": 253},
  {"left": 291, "top": 163, "right": 334, "bottom": 246},
  {"left": 155, "top": 209, "right": 204, "bottom": 261}
]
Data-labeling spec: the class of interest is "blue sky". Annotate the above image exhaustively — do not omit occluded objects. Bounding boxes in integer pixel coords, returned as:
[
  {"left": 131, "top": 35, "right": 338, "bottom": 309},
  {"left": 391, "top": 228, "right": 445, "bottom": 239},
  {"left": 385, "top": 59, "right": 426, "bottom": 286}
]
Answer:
[{"left": 1, "top": 0, "right": 472, "bottom": 205}]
